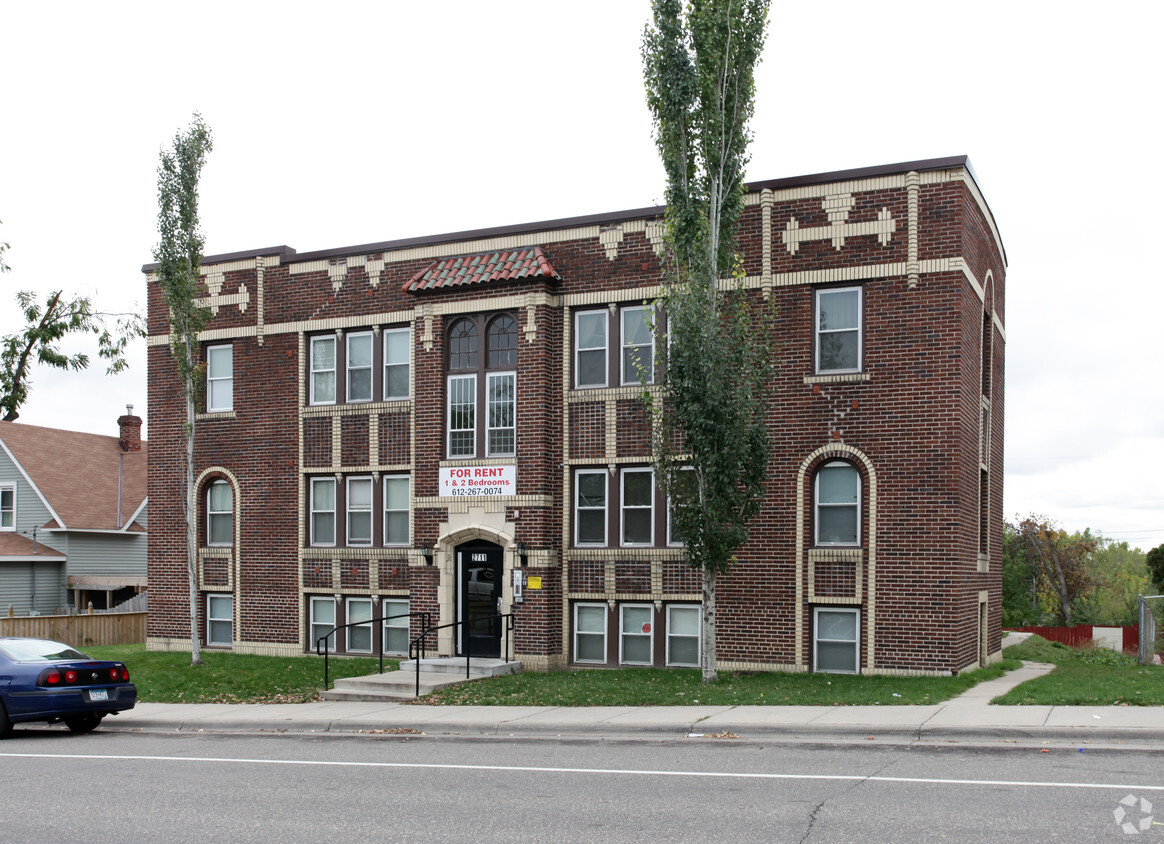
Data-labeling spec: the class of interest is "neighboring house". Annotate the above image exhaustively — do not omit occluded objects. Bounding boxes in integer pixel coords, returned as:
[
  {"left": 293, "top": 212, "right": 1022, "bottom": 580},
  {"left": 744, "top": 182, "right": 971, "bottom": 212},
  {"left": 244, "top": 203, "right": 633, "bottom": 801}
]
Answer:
[
  {"left": 0, "top": 414, "right": 148, "bottom": 615},
  {"left": 144, "top": 156, "right": 1006, "bottom": 675}
]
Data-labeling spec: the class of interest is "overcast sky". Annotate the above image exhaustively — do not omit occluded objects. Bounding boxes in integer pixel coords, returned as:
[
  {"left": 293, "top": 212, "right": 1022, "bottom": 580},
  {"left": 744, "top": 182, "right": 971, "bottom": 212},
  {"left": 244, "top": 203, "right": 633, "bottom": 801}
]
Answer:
[{"left": 2, "top": 1, "right": 1161, "bottom": 550}]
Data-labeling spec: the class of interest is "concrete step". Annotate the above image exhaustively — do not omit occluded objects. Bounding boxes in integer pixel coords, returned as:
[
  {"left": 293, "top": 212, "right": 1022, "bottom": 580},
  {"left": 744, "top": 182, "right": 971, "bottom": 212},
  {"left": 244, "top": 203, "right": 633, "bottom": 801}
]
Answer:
[{"left": 321, "top": 658, "right": 522, "bottom": 702}]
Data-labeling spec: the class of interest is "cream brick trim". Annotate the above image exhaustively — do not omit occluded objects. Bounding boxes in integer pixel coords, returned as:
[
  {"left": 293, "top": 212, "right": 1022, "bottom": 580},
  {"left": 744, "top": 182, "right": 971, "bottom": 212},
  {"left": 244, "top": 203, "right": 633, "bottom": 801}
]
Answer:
[
  {"left": 795, "top": 443, "right": 877, "bottom": 669},
  {"left": 562, "top": 287, "right": 661, "bottom": 308},
  {"left": 194, "top": 467, "right": 241, "bottom": 599},
  {"left": 906, "top": 171, "right": 920, "bottom": 288},
  {"left": 802, "top": 373, "right": 871, "bottom": 386},
  {"left": 415, "top": 494, "right": 552, "bottom": 509},
  {"left": 761, "top": 188, "right": 774, "bottom": 297},
  {"left": 196, "top": 411, "right": 237, "bottom": 421},
  {"left": 562, "top": 548, "right": 685, "bottom": 562},
  {"left": 717, "top": 659, "right": 808, "bottom": 673},
  {"left": 255, "top": 255, "right": 267, "bottom": 346},
  {"left": 567, "top": 385, "right": 656, "bottom": 403}
]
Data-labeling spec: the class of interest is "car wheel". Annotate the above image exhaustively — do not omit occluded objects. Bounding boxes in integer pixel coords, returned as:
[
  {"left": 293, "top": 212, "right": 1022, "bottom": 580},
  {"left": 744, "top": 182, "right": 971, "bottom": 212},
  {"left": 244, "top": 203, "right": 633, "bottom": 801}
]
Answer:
[
  {"left": 0, "top": 701, "right": 11, "bottom": 739},
  {"left": 64, "top": 713, "right": 103, "bottom": 734}
]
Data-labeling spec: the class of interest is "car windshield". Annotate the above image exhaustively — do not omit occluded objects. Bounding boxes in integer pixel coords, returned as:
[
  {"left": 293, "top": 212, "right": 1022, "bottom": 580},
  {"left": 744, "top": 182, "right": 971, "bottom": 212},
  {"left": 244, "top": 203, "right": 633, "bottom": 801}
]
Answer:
[{"left": 0, "top": 639, "right": 89, "bottom": 661}]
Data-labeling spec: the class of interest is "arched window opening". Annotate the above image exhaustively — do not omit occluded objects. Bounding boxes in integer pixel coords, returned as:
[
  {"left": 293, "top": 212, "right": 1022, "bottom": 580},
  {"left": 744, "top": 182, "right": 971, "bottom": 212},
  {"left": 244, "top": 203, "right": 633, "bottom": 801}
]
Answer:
[
  {"left": 814, "top": 461, "right": 860, "bottom": 546},
  {"left": 207, "top": 480, "right": 234, "bottom": 547}
]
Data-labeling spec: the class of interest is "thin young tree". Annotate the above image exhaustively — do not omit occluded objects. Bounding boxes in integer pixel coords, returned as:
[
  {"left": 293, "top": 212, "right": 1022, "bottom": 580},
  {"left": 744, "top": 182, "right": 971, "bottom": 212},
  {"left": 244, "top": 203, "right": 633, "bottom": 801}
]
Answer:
[
  {"left": 641, "top": 0, "right": 772, "bottom": 681},
  {"left": 154, "top": 114, "right": 214, "bottom": 666}
]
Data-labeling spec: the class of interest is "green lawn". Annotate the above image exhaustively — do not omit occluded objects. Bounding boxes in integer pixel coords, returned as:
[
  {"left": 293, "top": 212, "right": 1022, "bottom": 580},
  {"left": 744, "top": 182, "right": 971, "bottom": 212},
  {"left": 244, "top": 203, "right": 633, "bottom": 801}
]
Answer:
[
  {"left": 83, "top": 645, "right": 393, "bottom": 704},
  {"left": 994, "top": 635, "right": 1164, "bottom": 706},
  {"left": 417, "top": 661, "right": 1022, "bottom": 707}
]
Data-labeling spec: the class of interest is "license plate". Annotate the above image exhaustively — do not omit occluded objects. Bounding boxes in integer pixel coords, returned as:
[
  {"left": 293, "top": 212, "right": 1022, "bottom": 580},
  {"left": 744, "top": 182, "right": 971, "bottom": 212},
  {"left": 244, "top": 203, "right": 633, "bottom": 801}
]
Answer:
[{"left": 89, "top": 689, "right": 109, "bottom": 701}]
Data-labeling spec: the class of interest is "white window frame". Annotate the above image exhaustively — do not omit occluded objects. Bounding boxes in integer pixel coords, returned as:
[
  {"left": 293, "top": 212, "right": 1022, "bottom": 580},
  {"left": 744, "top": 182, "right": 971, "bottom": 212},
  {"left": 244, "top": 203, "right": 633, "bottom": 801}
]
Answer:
[
  {"left": 0, "top": 484, "right": 14, "bottom": 530},
  {"left": 206, "top": 594, "right": 233, "bottom": 647},
  {"left": 620, "top": 468, "right": 654, "bottom": 547},
  {"left": 814, "top": 607, "right": 860, "bottom": 674},
  {"left": 346, "top": 331, "right": 373, "bottom": 403},
  {"left": 310, "top": 596, "right": 337, "bottom": 653},
  {"left": 575, "top": 309, "right": 608, "bottom": 389},
  {"left": 382, "top": 598, "right": 410, "bottom": 654},
  {"left": 573, "top": 602, "right": 608, "bottom": 664},
  {"left": 205, "top": 344, "right": 233, "bottom": 412},
  {"left": 206, "top": 480, "right": 233, "bottom": 547},
  {"left": 383, "top": 475, "right": 410, "bottom": 546},
  {"left": 346, "top": 476, "right": 373, "bottom": 547},
  {"left": 309, "top": 477, "right": 336, "bottom": 547},
  {"left": 310, "top": 335, "right": 337, "bottom": 405},
  {"left": 447, "top": 374, "right": 477, "bottom": 458},
  {"left": 619, "top": 603, "right": 654, "bottom": 666},
  {"left": 621, "top": 305, "right": 655, "bottom": 385},
  {"left": 346, "top": 597, "right": 374, "bottom": 653},
  {"left": 815, "top": 286, "right": 863, "bottom": 374},
  {"left": 383, "top": 327, "right": 410, "bottom": 401},
  {"left": 486, "top": 371, "right": 516, "bottom": 457},
  {"left": 814, "top": 461, "right": 861, "bottom": 547},
  {"left": 666, "top": 605, "right": 701, "bottom": 667},
  {"left": 574, "top": 470, "right": 607, "bottom": 547}
]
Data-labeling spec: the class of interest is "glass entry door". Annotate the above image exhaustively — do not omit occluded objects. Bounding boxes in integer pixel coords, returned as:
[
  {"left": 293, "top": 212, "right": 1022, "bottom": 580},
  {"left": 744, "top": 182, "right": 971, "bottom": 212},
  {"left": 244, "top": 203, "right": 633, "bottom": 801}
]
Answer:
[{"left": 458, "top": 540, "right": 502, "bottom": 657}]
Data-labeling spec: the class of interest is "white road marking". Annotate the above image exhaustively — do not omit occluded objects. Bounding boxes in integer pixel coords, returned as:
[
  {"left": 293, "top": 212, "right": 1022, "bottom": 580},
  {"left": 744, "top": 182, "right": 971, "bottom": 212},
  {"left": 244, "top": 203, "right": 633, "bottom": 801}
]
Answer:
[{"left": 2, "top": 752, "right": 1163, "bottom": 792}]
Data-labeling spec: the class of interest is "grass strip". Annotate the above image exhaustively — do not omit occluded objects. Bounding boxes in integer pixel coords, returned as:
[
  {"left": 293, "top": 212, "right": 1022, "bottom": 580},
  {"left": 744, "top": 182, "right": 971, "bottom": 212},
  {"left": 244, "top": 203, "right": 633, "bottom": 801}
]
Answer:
[{"left": 995, "top": 635, "right": 1164, "bottom": 705}]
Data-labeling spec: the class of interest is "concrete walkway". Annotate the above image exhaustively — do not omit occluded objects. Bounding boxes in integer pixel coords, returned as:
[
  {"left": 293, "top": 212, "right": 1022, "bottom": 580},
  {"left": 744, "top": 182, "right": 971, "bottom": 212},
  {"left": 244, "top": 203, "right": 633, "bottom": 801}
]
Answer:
[{"left": 100, "top": 660, "right": 1164, "bottom": 746}]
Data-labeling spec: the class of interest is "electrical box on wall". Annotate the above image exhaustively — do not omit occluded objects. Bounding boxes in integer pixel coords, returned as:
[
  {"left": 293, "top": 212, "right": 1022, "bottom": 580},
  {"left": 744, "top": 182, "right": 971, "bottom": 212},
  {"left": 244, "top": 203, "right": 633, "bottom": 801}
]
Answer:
[{"left": 512, "top": 569, "right": 524, "bottom": 603}]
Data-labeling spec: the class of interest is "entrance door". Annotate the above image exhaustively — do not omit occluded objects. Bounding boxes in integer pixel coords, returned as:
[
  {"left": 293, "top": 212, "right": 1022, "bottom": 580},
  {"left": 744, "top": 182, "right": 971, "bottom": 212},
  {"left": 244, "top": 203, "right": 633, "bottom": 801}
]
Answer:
[{"left": 458, "top": 540, "right": 503, "bottom": 657}]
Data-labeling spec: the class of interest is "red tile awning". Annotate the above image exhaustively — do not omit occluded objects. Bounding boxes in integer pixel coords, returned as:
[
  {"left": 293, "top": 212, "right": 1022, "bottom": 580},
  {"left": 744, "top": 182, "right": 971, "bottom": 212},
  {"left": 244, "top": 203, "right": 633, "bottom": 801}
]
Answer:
[{"left": 403, "top": 246, "right": 560, "bottom": 292}]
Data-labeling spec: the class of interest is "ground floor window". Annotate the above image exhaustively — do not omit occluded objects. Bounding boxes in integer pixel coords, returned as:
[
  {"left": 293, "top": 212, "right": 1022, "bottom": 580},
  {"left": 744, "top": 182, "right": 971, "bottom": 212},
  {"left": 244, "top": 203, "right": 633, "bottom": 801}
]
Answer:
[
  {"left": 619, "top": 603, "right": 653, "bottom": 665},
  {"left": 814, "top": 607, "right": 860, "bottom": 674},
  {"left": 346, "top": 598, "right": 373, "bottom": 653},
  {"left": 383, "top": 598, "right": 410, "bottom": 654},
  {"left": 310, "top": 596, "right": 337, "bottom": 652},
  {"left": 574, "top": 603, "right": 608, "bottom": 663},
  {"left": 207, "top": 594, "right": 233, "bottom": 646},
  {"left": 666, "top": 605, "right": 700, "bottom": 667}
]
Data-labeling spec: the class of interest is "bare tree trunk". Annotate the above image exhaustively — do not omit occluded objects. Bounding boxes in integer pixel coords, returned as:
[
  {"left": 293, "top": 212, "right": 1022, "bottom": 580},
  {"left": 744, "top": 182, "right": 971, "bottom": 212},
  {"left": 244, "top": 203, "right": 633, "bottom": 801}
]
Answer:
[{"left": 702, "top": 568, "right": 718, "bottom": 682}]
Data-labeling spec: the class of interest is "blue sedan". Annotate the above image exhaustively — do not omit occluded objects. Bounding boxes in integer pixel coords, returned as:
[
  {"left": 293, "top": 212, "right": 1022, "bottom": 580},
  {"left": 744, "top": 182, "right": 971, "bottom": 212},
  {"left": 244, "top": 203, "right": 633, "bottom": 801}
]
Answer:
[{"left": 0, "top": 638, "right": 136, "bottom": 737}]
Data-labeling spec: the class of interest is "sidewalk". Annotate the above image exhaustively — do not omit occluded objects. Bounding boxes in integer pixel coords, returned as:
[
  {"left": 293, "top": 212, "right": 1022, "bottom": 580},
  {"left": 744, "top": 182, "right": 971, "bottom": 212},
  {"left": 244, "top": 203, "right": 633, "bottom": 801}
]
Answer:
[{"left": 104, "top": 661, "right": 1164, "bottom": 746}]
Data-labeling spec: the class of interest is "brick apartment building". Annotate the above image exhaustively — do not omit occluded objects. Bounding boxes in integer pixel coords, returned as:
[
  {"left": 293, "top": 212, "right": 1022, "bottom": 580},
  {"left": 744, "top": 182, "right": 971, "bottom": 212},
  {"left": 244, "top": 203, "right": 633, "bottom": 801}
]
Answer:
[{"left": 144, "top": 155, "right": 1005, "bottom": 675}]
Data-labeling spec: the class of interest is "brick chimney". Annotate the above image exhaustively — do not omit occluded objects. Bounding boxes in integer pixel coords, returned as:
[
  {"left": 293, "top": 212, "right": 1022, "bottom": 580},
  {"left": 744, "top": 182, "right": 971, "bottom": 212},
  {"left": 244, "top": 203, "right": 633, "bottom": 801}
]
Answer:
[{"left": 118, "top": 404, "right": 142, "bottom": 452}]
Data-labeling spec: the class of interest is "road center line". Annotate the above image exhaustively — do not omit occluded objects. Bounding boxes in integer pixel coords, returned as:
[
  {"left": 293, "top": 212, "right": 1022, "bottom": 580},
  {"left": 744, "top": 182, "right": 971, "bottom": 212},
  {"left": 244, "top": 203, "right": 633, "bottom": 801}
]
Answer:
[{"left": 3, "top": 752, "right": 1163, "bottom": 792}]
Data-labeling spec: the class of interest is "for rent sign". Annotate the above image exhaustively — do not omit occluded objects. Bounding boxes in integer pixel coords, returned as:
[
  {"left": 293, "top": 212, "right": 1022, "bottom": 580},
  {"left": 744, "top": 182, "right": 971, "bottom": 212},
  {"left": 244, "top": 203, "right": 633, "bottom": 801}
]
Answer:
[{"left": 439, "top": 465, "right": 516, "bottom": 498}]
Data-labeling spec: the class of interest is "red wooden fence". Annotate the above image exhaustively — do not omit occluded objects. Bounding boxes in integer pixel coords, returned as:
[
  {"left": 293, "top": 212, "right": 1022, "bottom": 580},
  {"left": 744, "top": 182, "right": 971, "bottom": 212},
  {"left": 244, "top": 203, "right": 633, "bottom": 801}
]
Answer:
[{"left": 1006, "top": 625, "right": 1139, "bottom": 651}]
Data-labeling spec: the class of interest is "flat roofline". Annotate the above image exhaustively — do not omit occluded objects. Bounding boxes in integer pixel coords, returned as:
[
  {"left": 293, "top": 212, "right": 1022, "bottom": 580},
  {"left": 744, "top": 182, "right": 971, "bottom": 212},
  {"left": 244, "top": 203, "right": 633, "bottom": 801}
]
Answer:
[{"left": 143, "top": 155, "right": 990, "bottom": 272}]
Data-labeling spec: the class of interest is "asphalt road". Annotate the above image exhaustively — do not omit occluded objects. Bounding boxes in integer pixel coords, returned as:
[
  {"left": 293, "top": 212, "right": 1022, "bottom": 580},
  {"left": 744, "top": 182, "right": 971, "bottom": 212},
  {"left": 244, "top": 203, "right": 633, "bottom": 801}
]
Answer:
[{"left": 2, "top": 729, "right": 1163, "bottom": 842}]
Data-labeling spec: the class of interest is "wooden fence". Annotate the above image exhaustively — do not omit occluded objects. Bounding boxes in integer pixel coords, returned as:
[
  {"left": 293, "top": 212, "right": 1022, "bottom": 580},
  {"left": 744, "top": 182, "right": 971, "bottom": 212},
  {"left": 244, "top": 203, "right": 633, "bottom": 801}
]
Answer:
[
  {"left": 0, "top": 611, "right": 146, "bottom": 647},
  {"left": 1007, "top": 624, "right": 1140, "bottom": 652}
]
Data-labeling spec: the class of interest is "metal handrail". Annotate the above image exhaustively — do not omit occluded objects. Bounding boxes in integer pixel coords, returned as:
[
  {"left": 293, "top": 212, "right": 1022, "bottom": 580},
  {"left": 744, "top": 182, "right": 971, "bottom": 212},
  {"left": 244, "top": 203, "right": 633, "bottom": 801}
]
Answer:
[
  {"left": 316, "top": 610, "right": 430, "bottom": 691},
  {"left": 408, "top": 612, "right": 516, "bottom": 698}
]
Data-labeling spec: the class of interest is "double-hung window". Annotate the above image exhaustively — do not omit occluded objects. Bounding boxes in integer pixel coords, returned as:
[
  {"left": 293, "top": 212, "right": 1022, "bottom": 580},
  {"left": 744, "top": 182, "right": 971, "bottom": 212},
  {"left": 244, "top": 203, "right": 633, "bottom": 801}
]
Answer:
[
  {"left": 310, "top": 335, "right": 337, "bottom": 404},
  {"left": 310, "top": 596, "right": 337, "bottom": 652},
  {"left": 621, "top": 468, "right": 654, "bottom": 546},
  {"left": 346, "top": 598, "right": 374, "bottom": 653},
  {"left": 383, "top": 475, "right": 410, "bottom": 546},
  {"left": 346, "top": 477, "right": 373, "bottom": 546},
  {"left": 575, "top": 470, "right": 607, "bottom": 546},
  {"left": 0, "top": 485, "right": 14, "bottom": 530},
  {"left": 205, "top": 345, "right": 233, "bottom": 412},
  {"left": 446, "top": 314, "right": 517, "bottom": 459},
  {"left": 816, "top": 287, "right": 862, "bottom": 373},
  {"left": 575, "top": 310, "right": 608, "bottom": 388},
  {"left": 619, "top": 603, "right": 653, "bottom": 665},
  {"left": 621, "top": 306, "right": 654, "bottom": 385},
  {"left": 574, "top": 603, "right": 607, "bottom": 663},
  {"left": 666, "top": 605, "right": 701, "bottom": 667},
  {"left": 207, "top": 594, "right": 233, "bottom": 646},
  {"left": 384, "top": 327, "right": 410, "bottom": 400},
  {"left": 815, "top": 607, "right": 860, "bottom": 673},
  {"left": 206, "top": 480, "right": 233, "bottom": 546},
  {"left": 383, "top": 599, "right": 410, "bottom": 654},
  {"left": 815, "top": 461, "right": 860, "bottom": 546},
  {"left": 346, "top": 332, "right": 373, "bottom": 402},
  {"left": 310, "top": 477, "right": 336, "bottom": 546}
]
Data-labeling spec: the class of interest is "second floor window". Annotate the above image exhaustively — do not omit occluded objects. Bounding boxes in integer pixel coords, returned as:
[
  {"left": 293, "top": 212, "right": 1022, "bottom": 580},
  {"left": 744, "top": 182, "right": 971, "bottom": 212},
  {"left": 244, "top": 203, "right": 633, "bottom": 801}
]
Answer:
[
  {"left": 446, "top": 314, "right": 517, "bottom": 458},
  {"left": 311, "top": 336, "right": 337, "bottom": 404},
  {"left": 310, "top": 477, "right": 336, "bottom": 546},
  {"left": 1, "top": 485, "right": 14, "bottom": 529},
  {"left": 207, "top": 480, "right": 233, "bottom": 546},
  {"left": 816, "top": 287, "right": 862, "bottom": 373},
  {"left": 347, "top": 332, "right": 373, "bottom": 402}
]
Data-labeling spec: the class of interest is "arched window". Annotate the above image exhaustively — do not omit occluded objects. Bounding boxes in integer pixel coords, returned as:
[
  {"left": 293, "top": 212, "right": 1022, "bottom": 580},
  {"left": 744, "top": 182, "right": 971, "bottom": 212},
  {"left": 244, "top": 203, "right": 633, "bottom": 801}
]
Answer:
[
  {"left": 487, "top": 315, "right": 517, "bottom": 368},
  {"left": 446, "top": 313, "right": 517, "bottom": 458},
  {"left": 815, "top": 461, "right": 859, "bottom": 546},
  {"left": 448, "top": 318, "right": 479, "bottom": 371},
  {"left": 207, "top": 480, "right": 234, "bottom": 546}
]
